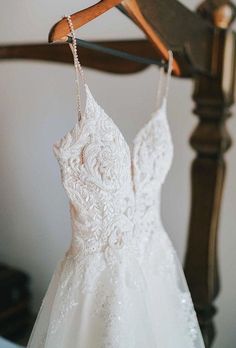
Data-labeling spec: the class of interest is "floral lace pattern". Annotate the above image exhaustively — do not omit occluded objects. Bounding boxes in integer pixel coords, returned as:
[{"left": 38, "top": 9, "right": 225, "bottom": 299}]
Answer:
[
  {"left": 49, "top": 85, "right": 202, "bottom": 347},
  {"left": 53, "top": 86, "right": 135, "bottom": 265},
  {"left": 27, "top": 30, "right": 205, "bottom": 346}
]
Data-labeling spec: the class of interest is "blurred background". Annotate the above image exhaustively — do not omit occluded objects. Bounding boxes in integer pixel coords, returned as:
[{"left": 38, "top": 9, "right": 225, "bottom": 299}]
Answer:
[{"left": 0, "top": 0, "right": 235, "bottom": 347}]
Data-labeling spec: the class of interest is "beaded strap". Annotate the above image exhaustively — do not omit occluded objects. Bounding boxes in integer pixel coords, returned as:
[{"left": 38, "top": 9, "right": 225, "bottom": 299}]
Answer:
[
  {"left": 156, "top": 50, "right": 173, "bottom": 109},
  {"left": 165, "top": 50, "right": 173, "bottom": 97},
  {"left": 66, "top": 15, "right": 173, "bottom": 116},
  {"left": 66, "top": 15, "right": 86, "bottom": 121}
]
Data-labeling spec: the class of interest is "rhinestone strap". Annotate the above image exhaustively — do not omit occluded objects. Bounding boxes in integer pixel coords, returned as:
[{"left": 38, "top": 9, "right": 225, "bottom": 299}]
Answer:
[
  {"left": 156, "top": 50, "right": 173, "bottom": 109},
  {"left": 66, "top": 15, "right": 86, "bottom": 120}
]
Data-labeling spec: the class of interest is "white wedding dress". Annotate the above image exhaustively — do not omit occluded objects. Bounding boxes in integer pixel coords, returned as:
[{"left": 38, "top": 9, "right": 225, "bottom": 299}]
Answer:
[{"left": 27, "top": 16, "right": 205, "bottom": 348}]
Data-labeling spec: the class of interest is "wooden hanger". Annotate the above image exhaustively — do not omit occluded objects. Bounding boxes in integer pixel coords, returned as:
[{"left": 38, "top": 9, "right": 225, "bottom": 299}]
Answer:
[{"left": 48, "top": 0, "right": 180, "bottom": 75}]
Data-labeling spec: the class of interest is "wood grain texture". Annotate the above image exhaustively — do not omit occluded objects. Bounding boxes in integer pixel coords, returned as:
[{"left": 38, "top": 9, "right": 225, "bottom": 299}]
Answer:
[
  {"left": 135, "top": 0, "right": 215, "bottom": 75},
  {"left": 48, "top": 0, "right": 121, "bottom": 42},
  {"left": 184, "top": 28, "right": 236, "bottom": 347},
  {"left": 48, "top": 0, "right": 182, "bottom": 74},
  {"left": 0, "top": 40, "right": 159, "bottom": 74}
]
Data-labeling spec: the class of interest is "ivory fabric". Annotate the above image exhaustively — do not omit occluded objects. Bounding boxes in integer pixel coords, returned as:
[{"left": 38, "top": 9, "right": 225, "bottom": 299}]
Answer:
[{"left": 27, "top": 19, "right": 205, "bottom": 348}]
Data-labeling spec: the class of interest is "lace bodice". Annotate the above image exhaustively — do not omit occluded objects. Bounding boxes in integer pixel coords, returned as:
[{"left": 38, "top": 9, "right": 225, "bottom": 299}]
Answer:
[
  {"left": 53, "top": 75, "right": 173, "bottom": 259},
  {"left": 27, "top": 16, "right": 205, "bottom": 348},
  {"left": 53, "top": 84, "right": 134, "bottom": 260},
  {"left": 52, "top": 11, "right": 174, "bottom": 270}
]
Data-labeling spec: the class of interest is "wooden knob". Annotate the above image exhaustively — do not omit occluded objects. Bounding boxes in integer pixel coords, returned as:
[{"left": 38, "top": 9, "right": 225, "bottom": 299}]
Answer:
[{"left": 213, "top": 4, "right": 234, "bottom": 29}]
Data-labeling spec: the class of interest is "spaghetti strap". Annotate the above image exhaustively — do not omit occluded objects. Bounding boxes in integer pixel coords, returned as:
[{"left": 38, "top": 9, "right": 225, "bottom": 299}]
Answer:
[
  {"left": 156, "top": 66, "right": 165, "bottom": 110},
  {"left": 156, "top": 50, "right": 173, "bottom": 110},
  {"left": 164, "top": 50, "right": 173, "bottom": 99},
  {"left": 66, "top": 15, "right": 86, "bottom": 121}
]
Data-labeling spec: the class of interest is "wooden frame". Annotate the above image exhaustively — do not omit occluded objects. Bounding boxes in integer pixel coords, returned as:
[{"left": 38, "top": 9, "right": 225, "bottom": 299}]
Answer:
[{"left": 0, "top": 0, "right": 236, "bottom": 346}]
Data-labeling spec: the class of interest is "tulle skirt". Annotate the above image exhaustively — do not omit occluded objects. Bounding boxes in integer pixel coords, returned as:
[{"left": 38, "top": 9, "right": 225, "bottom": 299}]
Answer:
[{"left": 27, "top": 227, "right": 205, "bottom": 348}]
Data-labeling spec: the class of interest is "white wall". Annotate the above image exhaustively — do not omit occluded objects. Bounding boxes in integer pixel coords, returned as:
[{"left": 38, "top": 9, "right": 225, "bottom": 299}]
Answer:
[{"left": 0, "top": 1, "right": 235, "bottom": 347}]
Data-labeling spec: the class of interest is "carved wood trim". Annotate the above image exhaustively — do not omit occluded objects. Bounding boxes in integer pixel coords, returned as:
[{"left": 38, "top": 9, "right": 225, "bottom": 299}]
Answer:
[{"left": 184, "top": 29, "right": 236, "bottom": 347}]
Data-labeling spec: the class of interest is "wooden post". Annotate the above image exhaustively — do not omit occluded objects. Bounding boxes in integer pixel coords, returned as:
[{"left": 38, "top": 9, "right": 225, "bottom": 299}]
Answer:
[{"left": 184, "top": 28, "right": 236, "bottom": 347}]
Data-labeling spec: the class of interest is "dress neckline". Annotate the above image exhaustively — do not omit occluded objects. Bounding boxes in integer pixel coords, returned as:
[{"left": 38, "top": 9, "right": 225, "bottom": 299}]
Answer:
[
  {"left": 53, "top": 16, "right": 173, "bottom": 159},
  {"left": 53, "top": 83, "right": 168, "bottom": 160}
]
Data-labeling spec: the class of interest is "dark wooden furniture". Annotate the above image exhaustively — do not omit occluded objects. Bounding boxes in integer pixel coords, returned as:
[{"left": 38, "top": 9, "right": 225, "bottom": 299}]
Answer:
[
  {"left": 0, "top": 1, "right": 235, "bottom": 346},
  {"left": 0, "top": 264, "right": 31, "bottom": 340}
]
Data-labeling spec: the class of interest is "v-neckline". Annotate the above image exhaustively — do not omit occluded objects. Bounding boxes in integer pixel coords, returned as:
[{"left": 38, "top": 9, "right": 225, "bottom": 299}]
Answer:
[{"left": 53, "top": 83, "right": 167, "bottom": 161}]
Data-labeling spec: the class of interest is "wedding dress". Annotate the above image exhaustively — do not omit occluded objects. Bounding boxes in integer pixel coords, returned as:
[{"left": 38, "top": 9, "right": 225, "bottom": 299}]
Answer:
[{"left": 27, "top": 16, "right": 205, "bottom": 348}]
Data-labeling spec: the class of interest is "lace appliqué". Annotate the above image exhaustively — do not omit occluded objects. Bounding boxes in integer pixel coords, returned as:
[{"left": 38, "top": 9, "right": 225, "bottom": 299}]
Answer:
[
  {"left": 51, "top": 87, "right": 200, "bottom": 346},
  {"left": 48, "top": 86, "right": 202, "bottom": 348},
  {"left": 53, "top": 86, "right": 135, "bottom": 262}
]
